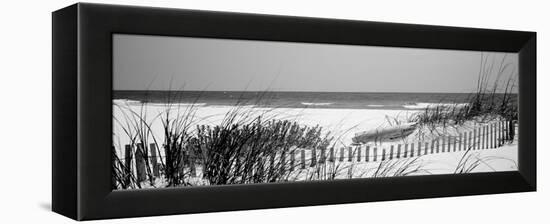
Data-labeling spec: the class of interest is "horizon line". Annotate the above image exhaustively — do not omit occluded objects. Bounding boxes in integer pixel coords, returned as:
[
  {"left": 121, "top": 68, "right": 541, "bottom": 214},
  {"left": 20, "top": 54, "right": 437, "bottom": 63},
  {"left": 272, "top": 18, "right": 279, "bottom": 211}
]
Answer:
[{"left": 113, "top": 89, "right": 518, "bottom": 94}]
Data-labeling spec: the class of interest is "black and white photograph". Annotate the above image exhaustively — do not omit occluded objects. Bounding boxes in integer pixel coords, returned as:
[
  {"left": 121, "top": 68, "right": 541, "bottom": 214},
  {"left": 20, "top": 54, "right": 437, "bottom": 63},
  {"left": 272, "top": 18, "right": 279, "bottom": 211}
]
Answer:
[
  {"left": 1, "top": 0, "right": 546, "bottom": 223},
  {"left": 112, "top": 34, "right": 519, "bottom": 190}
]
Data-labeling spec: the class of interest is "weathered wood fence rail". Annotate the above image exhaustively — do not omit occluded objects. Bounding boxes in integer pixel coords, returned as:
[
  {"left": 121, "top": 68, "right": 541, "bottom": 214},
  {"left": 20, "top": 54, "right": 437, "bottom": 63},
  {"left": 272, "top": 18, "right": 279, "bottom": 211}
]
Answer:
[{"left": 115, "top": 120, "right": 515, "bottom": 182}]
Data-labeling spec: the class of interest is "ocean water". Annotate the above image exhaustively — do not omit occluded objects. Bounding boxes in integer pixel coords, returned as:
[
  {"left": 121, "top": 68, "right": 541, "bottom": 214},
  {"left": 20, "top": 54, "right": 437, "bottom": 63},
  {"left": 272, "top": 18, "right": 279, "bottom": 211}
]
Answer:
[{"left": 113, "top": 91, "right": 514, "bottom": 110}]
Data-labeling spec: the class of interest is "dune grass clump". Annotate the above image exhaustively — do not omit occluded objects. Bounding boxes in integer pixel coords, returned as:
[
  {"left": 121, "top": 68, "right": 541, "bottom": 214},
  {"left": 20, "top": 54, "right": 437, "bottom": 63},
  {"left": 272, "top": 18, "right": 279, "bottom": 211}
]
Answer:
[
  {"left": 112, "top": 90, "right": 336, "bottom": 188},
  {"left": 192, "top": 114, "right": 333, "bottom": 185},
  {"left": 409, "top": 53, "right": 518, "bottom": 140}
]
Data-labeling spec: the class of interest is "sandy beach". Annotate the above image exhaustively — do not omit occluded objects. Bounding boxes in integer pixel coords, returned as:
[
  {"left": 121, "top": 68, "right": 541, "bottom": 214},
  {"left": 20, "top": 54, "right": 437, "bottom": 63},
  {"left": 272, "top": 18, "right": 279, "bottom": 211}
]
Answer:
[{"left": 113, "top": 99, "right": 518, "bottom": 187}]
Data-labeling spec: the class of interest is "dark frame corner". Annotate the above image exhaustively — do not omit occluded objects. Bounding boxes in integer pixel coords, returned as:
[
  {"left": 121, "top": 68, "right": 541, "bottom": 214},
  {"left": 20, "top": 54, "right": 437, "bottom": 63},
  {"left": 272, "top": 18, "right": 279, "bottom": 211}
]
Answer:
[{"left": 52, "top": 3, "right": 537, "bottom": 221}]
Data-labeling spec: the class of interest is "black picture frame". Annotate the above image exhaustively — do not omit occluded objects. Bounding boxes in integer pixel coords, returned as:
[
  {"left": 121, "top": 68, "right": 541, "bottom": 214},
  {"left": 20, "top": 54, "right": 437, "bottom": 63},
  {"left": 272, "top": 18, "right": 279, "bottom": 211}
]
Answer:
[{"left": 52, "top": 3, "right": 536, "bottom": 221}]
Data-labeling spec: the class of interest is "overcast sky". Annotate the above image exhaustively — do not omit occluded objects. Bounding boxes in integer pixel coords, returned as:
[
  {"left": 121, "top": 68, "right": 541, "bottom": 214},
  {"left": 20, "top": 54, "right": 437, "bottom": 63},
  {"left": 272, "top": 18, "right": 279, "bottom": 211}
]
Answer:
[{"left": 113, "top": 34, "right": 518, "bottom": 93}]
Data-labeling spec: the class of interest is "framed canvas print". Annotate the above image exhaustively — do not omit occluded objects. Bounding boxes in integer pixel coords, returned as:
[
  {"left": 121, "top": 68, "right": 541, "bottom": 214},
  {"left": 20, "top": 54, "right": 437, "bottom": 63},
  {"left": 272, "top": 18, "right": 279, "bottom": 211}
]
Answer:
[{"left": 52, "top": 3, "right": 536, "bottom": 221}]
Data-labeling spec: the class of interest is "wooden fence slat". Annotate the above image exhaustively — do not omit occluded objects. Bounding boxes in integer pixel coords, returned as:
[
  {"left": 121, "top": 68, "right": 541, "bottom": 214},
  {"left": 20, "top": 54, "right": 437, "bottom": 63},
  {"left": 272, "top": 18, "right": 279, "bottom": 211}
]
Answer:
[
  {"left": 320, "top": 148, "right": 326, "bottom": 163},
  {"left": 430, "top": 141, "right": 434, "bottom": 154},
  {"left": 507, "top": 120, "right": 513, "bottom": 141},
  {"left": 310, "top": 148, "right": 317, "bottom": 167},
  {"left": 348, "top": 147, "right": 353, "bottom": 162},
  {"left": 497, "top": 121, "right": 502, "bottom": 147},
  {"left": 511, "top": 120, "right": 516, "bottom": 142},
  {"left": 502, "top": 121, "right": 506, "bottom": 145},
  {"left": 502, "top": 120, "right": 508, "bottom": 141},
  {"left": 389, "top": 145, "right": 394, "bottom": 160},
  {"left": 435, "top": 137, "right": 439, "bottom": 153},
  {"left": 485, "top": 125, "right": 489, "bottom": 149},
  {"left": 410, "top": 143, "right": 415, "bottom": 157},
  {"left": 404, "top": 144, "right": 408, "bottom": 158},
  {"left": 441, "top": 137, "right": 445, "bottom": 153},
  {"left": 124, "top": 144, "right": 132, "bottom": 186},
  {"left": 417, "top": 142, "right": 422, "bottom": 156},
  {"left": 301, "top": 150, "right": 306, "bottom": 169},
  {"left": 464, "top": 132, "right": 469, "bottom": 151},
  {"left": 357, "top": 146, "right": 362, "bottom": 162},
  {"left": 487, "top": 124, "right": 493, "bottom": 149},
  {"left": 149, "top": 144, "right": 159, "bottom": 177},
  {"left": 447, "top": 136, "right": 451, "bottom": 152},
  {"left": 135, "top": 143, "right": 146, "bottom": 183},
  {"left": 290, "top": 150, "right": 295, "bottom": 171},
  {"left": 474, "top": 128, "right": 478, "bottom": 150},
  {"left": 468, "top": 132, "right": 473, "bottom": 151},
  {"left": 373, "top": 147, "right": 378, "bottom": 161},
  {"left": 458, "top": 133, "right": 462, "bottom": 151},
  {"left": 491, "top": 123, "right": 497, "bottom": 149},
  {"left": 365, "top": 146, "right": 370, "bottom": 162},
  {"left": 382, "top": 149, "right": 386, "bottom": 161},
  {"left": 340, "top": 147, "right": 345, "bottom": 162},
  {"left": 329, "top": 147, "right": 334, "bottom": 162},
  {"left": 482, "top": 126, "right": 486, "bottom": 149},
  {"left": 312, "top": 148, "right": 318, "bottom": 166}
]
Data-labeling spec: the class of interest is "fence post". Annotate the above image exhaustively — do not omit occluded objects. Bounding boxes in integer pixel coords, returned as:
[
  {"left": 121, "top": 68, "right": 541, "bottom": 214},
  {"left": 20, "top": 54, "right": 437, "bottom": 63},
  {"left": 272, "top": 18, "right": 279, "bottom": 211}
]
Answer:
[
  {"left": 468, "top": 131, "right": 473, "bottom": 150},
  {"left": 348, "top": 147, "right": 353, "bottom": 162},
  {"left": 410, "top": 143, "right": 415, "bottom": 157},
  {"left": 498, "top": 121, "right": 502, "bottom": 147},
  {"left": 442, "top": 137, "right": 446, "bottom": 153},
  {"left": 490, "top": 124, "right": 493, "bottom": 148},
  {"left": 310, "top": 148, "right": 317, "bottom": 167},
  {"left": 365, "top": 146, "right": 370, "bottom": 162},
  {"left": 124, "top": 144, "right": 132, "bottom": 186},
  {"left": 356, "top": 146, "right": 362, "bottom": 162},
  {"left": 512, "top": 120, "right": 516, "bottom": 142},
  {"left": 404, "top": 144, "right": 409, "bottom": 158},
  {"left": 418, "top": 142, "right": 422, "bottom": 156},
  {"left": 464, "top": 132, "right": 469, "bottom": 151},
  {"left": 508, "top": 120, "right": 512, "bottom": 141},
  {"left": 373, "top": 147, "right": 378, "bottom": 161},
  {"left": 479, "top": 126, "right": 485, "bottom": 149},
  {"left": 397, "top": 144, "right": 401, "bottom": 158},
  {"left": 290, "top": 150, "right": 295, "bottom": 171},
  {"left": 500, "top": 120, "right": 504, "bottom": 146},
  {"left": 329, "top": 147, "right": 334, "bottom": 162},
  {"left": 485, "top": 125, "right": 491, "bottom": 149},
  {"left": 381, "top": 149, "right": 386, "bottom": 161},
  {"left": 485, "top": 124, "right": 492, "bottom": 149},
  {"left": 320, "top": 148, "right": 326, "bottom": 163},
  {"left": 430, "top": 140, "right": 434, "bottom": 154},
  {"left": 340, "top": 147, "right": 345, "bottom": 162},
  {"left": 389, "top": 145, "right": 394, "bottom": 160},
  {"left": 135, "top": 143, "right": 146, "bottom": 183},
  {"left": 435, "top": 137, "right": 439, "bottom": 153},
  {"left": 502, "top": 120, "right": 508, "bottom": 141},
  {"left": 149, "top": 144, "right": 160, "bottom": 177},
  {"left": 458, "top": 133, "right": 462, "bottom": 151},
  {"left": 473, "top": 128, "right": 477, "bottom": 150},
  {"left": 301, "top": 150, "right": 306, "bottom": 169},
  {"left": 492, "top": 123, "right": 497, "bottom": 148}
]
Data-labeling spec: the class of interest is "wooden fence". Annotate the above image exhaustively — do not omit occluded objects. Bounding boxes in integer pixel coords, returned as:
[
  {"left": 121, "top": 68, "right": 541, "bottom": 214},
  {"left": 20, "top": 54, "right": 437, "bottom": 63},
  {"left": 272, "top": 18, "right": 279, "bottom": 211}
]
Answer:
[{"left": 115, "top": 120, "right": 514, "bottom": 182}]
